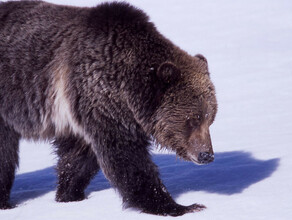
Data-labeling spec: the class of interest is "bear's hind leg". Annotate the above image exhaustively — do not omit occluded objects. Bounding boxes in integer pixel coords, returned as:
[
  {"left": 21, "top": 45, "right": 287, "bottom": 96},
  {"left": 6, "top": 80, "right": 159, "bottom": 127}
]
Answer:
[
  {"left": 53, "top": 136, "right": 99, "bottom": 202},
  {"left": 0, "top": 118, "right": 20, "bottom": 209}
]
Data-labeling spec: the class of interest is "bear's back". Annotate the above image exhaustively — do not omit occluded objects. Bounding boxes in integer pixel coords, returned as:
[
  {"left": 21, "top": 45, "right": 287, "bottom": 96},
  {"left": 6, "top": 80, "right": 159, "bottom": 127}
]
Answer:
[{"left": 0, "top": 1, "right": 173, "bottom": 141}]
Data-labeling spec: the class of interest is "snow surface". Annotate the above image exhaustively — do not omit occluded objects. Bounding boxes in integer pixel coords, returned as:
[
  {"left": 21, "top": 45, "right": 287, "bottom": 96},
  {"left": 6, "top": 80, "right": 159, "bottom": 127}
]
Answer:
[{"left": 1, "top": 0, "right": 292, "bottom": 219}]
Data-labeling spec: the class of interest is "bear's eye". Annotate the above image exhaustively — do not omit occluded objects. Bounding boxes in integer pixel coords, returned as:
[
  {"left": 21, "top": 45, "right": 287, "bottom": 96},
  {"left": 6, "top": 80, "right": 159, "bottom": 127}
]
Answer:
[
  {"left": 186, "top": 115, "right": 201, "bottom": 130},
  {"left": 149, "top": 67, "right": 155, "bottom": 74}
]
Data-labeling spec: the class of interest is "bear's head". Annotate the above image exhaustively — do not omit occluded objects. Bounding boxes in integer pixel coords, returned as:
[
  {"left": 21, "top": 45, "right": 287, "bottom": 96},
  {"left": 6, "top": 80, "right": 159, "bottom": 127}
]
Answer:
[{"left": 152, "top": 54, "right": 217, "bottom": 165}]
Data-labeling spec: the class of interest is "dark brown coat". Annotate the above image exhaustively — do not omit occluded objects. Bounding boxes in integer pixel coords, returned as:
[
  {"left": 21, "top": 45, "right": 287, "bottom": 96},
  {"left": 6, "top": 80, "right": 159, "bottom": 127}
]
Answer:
[{"left": 0, "top": 1, "right": 217, "bottom": 216}]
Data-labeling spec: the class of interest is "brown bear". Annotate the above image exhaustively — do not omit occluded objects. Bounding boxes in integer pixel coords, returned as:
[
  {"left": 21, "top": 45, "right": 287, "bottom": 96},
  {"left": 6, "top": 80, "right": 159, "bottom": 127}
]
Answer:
[{"left": 0, "top": 1, "right": 217, "bottom": 216}]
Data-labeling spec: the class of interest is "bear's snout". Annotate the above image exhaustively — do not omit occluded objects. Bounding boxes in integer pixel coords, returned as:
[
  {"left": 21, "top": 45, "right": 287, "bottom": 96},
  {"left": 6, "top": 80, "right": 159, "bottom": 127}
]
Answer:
[
  {"left": 188, "top": 150, "right": 214, "bottom": 165},
  {"left": 198, "top": 152, "right": 214, "bottom": 164},
  {"left": 187, "top": 125, "right": 214, "bottom": 165}
]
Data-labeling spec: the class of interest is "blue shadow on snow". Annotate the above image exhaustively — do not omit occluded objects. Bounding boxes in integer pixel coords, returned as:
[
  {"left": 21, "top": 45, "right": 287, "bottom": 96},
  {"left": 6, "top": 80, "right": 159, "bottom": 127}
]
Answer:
[
  {"left": 154, "top": 151, "right": 279, "bottom": 197},
  {"left": 11, "top": 151, "right": 279, "bottom": 204}
]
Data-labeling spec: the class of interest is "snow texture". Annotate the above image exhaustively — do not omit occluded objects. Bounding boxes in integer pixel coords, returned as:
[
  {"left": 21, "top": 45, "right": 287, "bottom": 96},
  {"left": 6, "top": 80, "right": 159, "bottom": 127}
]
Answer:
[{"left": 1, "top": 0, "right": 292, "bottom": 219}]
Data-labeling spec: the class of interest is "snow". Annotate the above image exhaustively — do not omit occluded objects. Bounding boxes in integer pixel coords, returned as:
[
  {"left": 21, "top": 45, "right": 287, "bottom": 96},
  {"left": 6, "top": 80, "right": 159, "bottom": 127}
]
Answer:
[{"left": 1, "top": 0, "right": 292, "bottom": 219}]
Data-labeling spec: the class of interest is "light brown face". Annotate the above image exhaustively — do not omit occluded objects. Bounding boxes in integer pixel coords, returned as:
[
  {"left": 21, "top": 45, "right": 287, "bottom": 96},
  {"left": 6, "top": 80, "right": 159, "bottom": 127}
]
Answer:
[
  {"left": 153, "top": 54, "right": 217, "bottom": 165},
  {"left": 183, "top": 97, "right": 216, "bottom": 164},
  {"left": 153, "top": 91, "right": 217, "bottom": 164}
]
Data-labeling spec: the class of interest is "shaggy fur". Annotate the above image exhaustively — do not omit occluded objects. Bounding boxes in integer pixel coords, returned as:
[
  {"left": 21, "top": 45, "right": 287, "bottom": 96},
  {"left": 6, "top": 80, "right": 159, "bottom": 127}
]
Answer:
[{"left": 0, "top": 1, "right": 217, "bottom": 216}]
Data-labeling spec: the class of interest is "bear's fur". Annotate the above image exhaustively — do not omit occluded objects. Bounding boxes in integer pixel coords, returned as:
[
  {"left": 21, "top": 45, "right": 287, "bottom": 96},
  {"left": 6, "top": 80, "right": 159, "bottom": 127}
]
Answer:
[{"left": 0, "top": 1, "right": 217, "bottom": 216}]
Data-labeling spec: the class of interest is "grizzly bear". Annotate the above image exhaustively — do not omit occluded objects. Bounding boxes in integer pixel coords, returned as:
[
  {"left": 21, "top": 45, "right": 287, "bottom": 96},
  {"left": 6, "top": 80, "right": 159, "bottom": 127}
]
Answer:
[{"left": 0, "top": 1, "right": 217, "bottom": 216}]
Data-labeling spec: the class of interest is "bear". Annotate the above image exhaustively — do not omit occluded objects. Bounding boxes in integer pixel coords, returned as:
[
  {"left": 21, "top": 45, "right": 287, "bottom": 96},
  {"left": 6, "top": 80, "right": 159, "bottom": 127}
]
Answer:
[{"left": 0, "top": 1, "right": 217, "bottom": 216}]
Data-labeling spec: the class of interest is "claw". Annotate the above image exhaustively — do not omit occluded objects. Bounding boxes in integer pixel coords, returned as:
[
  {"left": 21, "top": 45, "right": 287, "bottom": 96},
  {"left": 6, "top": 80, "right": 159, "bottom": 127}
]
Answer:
[
  {"left": 141, "top": 203, "right": 206, "bottom": 216},
  {"left": 186, "top": 203, "right": 206, "bottom": 213}
]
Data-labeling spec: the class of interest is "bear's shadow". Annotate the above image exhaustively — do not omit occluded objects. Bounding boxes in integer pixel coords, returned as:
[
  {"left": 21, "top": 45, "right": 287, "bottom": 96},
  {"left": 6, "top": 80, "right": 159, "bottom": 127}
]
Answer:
[{"left": 11, "top": 151, "right": 279, "bottom": 204}]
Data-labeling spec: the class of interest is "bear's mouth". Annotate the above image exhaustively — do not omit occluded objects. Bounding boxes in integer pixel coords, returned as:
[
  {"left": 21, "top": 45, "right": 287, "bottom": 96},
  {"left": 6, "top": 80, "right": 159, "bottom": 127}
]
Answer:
[
  {"left": 183, "top": 153, "right": 214, "bottom": 165},
  {"left": 191, "top": 152, "right": 214, "bottom": 165},
  {"left": 175, "top": 146, "right": 214, "bottom": 165},
  {"left": 177, "top": 151, "right": 201, "bottom": 165},
  {"left": 188, "top": 154, "right": 206, "bottom": 165}
]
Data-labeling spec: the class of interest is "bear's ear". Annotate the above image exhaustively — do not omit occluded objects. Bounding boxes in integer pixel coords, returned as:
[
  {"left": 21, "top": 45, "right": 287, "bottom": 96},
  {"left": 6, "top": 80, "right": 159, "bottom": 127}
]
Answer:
[
  {"left": 157, "top": 62, "right": 181, "bottom": 85},
  {"left": 194, "top": 54, "right": 207, "bottom": 64},
  {"left": 194, "top": 54, "right": 209, "bottom": 75}
]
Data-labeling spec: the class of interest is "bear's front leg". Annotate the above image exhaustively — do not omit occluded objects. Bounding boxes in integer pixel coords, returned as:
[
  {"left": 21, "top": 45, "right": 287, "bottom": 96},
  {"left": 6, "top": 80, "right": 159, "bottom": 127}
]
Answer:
[{"left": 93, "top": 131, "right": 205, "bottom": 216}]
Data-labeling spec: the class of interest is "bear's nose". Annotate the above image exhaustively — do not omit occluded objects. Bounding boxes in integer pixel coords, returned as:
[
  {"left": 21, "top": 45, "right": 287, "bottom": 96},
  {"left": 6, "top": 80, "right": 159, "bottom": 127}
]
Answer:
[{"left": 198, "top": 152, "right": 214, "bottom": 164}]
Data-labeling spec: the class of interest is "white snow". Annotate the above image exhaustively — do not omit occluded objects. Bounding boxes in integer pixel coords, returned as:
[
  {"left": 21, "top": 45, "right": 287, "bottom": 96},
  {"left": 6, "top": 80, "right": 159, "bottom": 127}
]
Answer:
[{"left": 1, "top": 0, "right": 292, "bottom": 219}]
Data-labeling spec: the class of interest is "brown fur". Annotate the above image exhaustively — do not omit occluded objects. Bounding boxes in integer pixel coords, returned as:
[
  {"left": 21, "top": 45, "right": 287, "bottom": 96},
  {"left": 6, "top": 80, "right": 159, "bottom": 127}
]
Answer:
[{"left": 0, "top": 1, "right": 217, "bottom": 215}]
